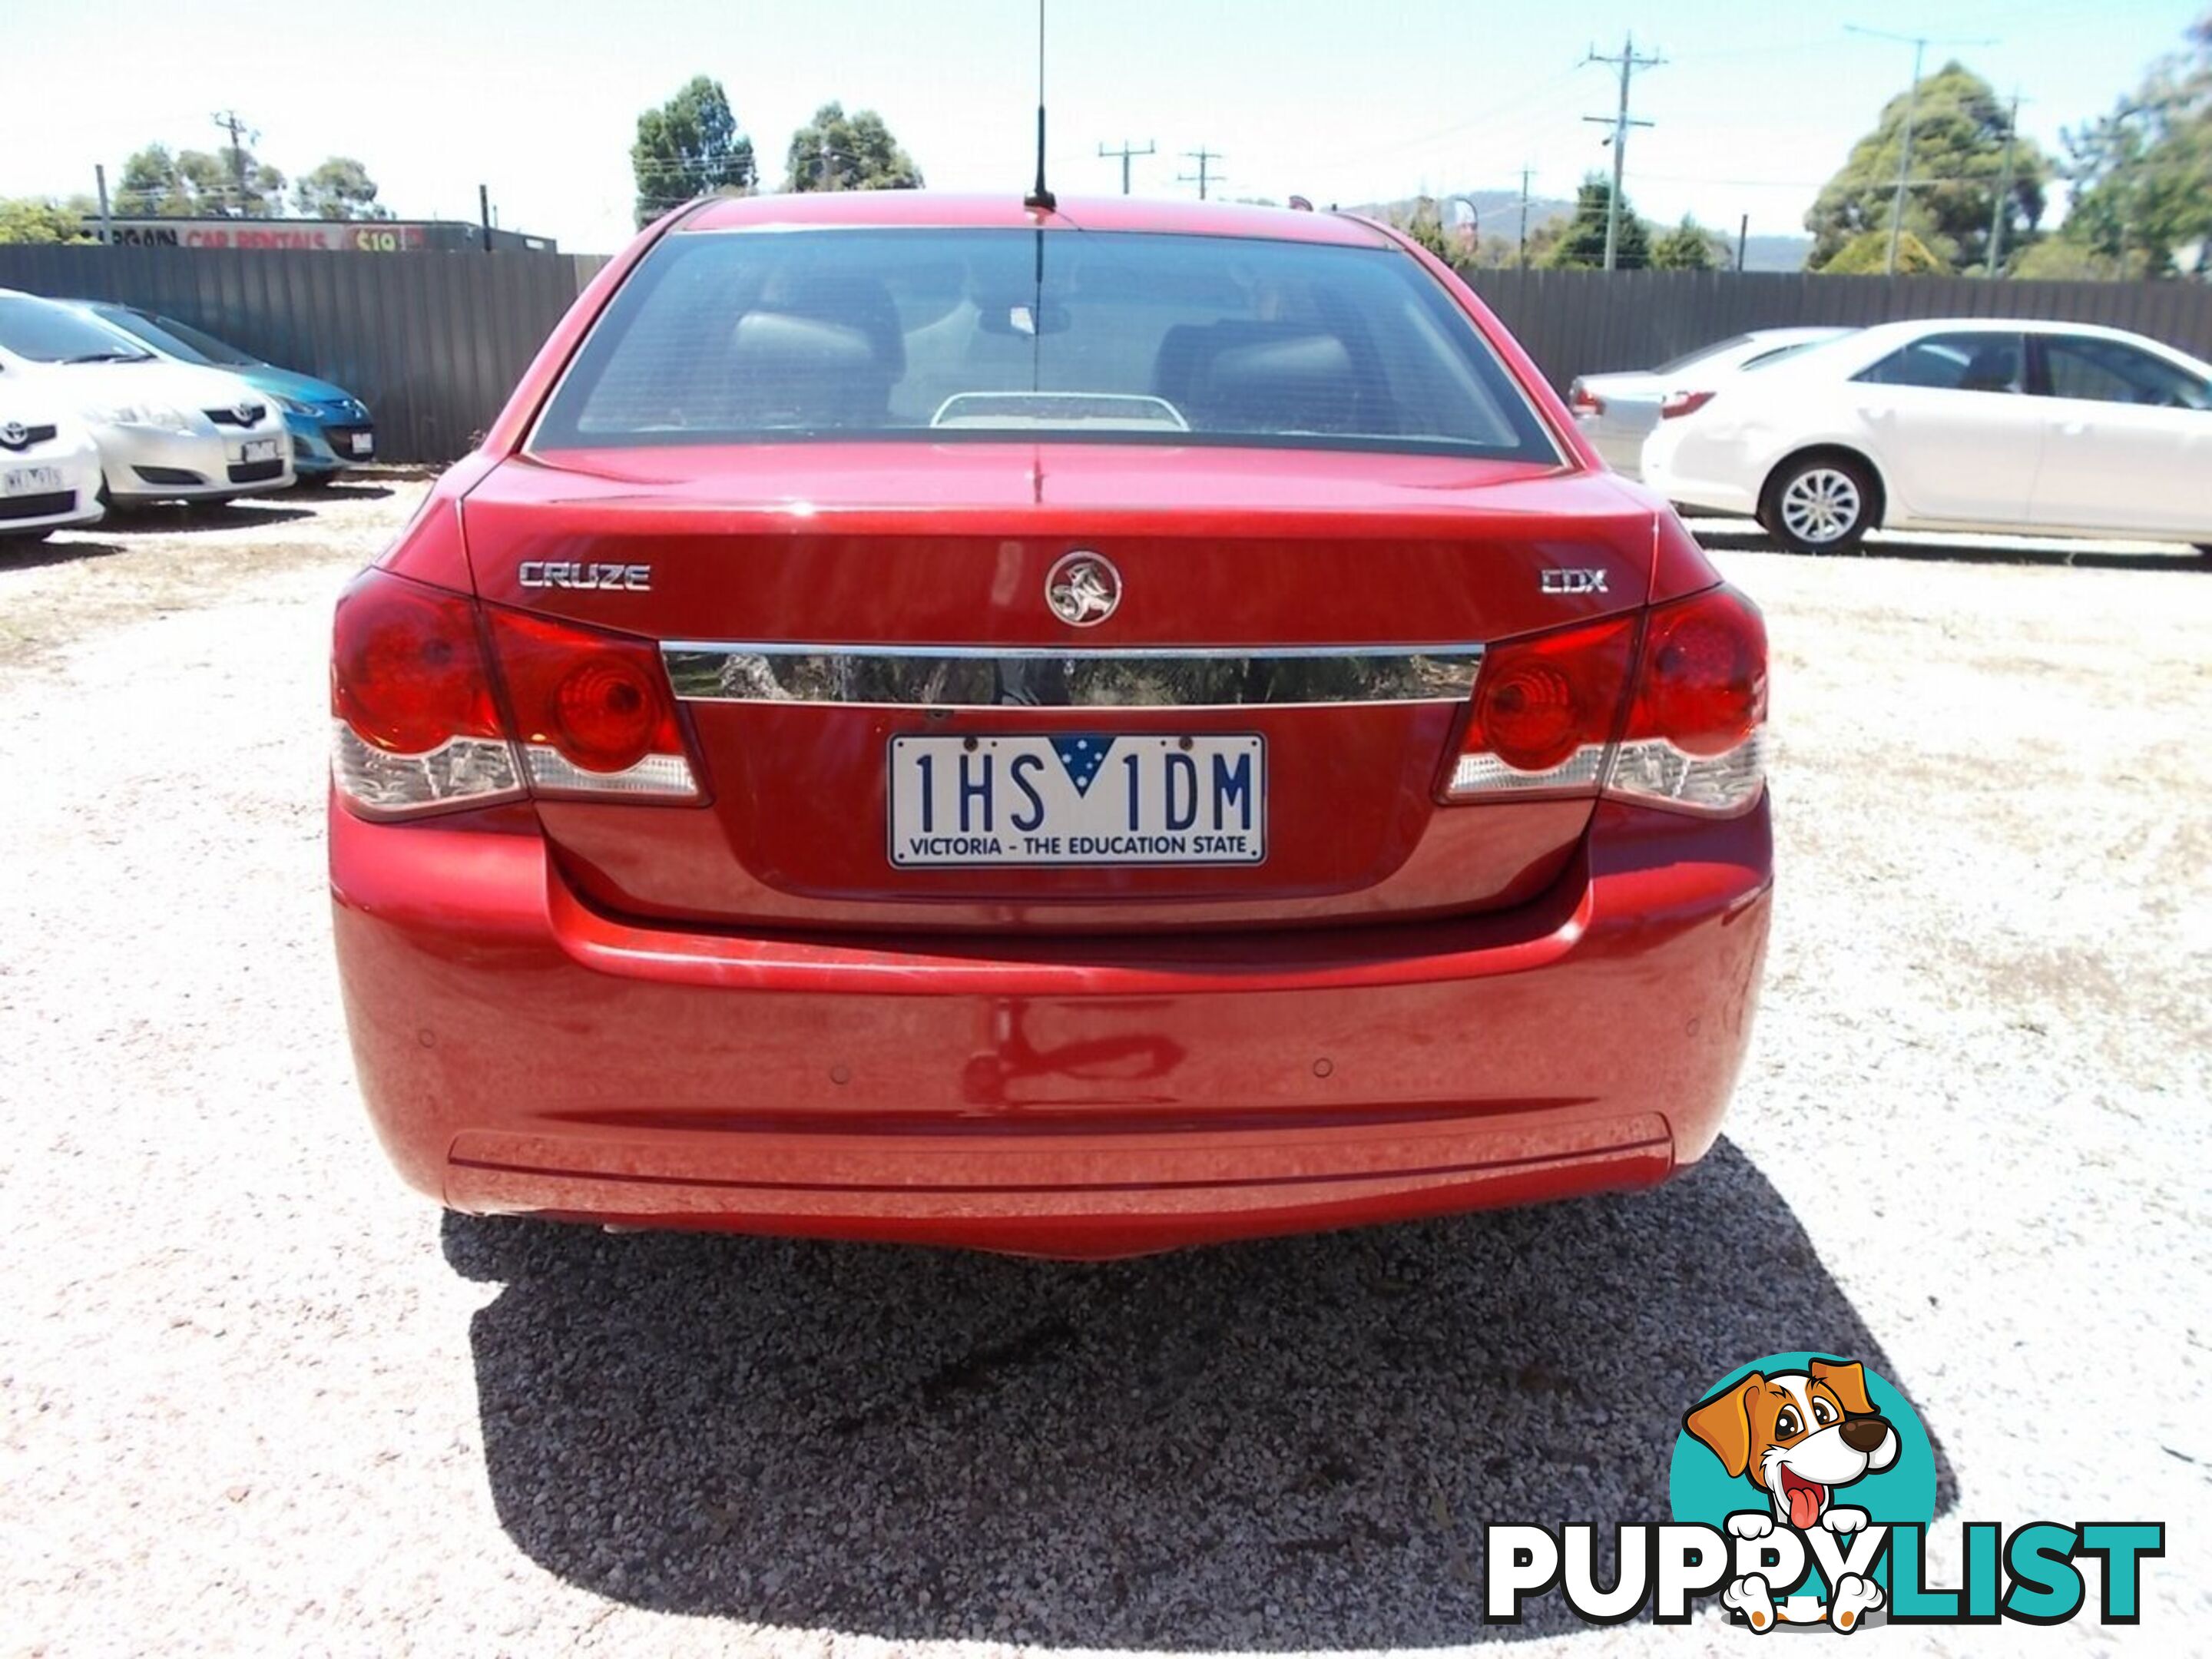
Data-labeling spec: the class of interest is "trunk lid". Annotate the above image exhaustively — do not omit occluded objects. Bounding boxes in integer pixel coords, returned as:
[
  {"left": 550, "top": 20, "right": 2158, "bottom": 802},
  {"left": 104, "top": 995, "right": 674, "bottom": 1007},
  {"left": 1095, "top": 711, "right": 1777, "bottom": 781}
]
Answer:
[{"left": 462, "top": 443, "right": 1656, "bottom": 932}]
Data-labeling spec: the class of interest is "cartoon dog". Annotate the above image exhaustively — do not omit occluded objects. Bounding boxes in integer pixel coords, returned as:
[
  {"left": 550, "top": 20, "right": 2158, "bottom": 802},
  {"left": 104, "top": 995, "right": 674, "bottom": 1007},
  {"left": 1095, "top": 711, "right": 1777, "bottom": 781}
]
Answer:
[{"left": 1684, "top": 1358, "right": 1900, "bottom": 1633}]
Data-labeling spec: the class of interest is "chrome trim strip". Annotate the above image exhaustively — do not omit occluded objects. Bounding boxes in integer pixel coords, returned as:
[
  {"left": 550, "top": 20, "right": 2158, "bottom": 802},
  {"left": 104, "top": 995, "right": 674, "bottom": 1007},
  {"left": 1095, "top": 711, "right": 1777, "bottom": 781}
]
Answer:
[{"left": 661, "top": 641, "right": 1485, "bottom": 708}]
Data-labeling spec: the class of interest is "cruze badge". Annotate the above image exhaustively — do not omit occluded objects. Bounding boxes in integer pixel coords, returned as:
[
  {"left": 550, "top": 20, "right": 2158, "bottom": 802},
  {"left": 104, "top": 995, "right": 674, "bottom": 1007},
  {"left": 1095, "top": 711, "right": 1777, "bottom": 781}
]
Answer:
[
  {"left": 1541, "top": 568, "right": 1609, "bottom": 594},
  {"left": 1046, "top": 551, "right": 1121, "bottom": 626},
  {"left": 518, "top": 560, "right": 652, "bottom": 591}
]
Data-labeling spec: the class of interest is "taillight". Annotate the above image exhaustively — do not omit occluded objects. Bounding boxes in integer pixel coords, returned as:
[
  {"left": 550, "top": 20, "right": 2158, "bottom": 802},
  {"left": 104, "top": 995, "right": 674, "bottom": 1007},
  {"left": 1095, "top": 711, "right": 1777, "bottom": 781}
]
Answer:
[
  {"left": 1441, "top": 585, "right": 1767, "bottom": 816},
  {"left": 1608, "top": 585, "right": 1767, "bottom": 814},
  {"left": 1660, "top": 389, "right": 1717, "bottom": 419},
  {"left": 1568, "top": 382, "right": 1604, "bottom": 416},
  {"left": 483, "top": 607, "right": 699, "bottom": 799},
  {"left": 330, "top": 568, "right": 521, "bottom": 816},
  {"left": 329, "top": 568, "right": 700, "bottom": 817},
  {"left": 1442, "top": 613, "right": 1637, "bottom": 799}
]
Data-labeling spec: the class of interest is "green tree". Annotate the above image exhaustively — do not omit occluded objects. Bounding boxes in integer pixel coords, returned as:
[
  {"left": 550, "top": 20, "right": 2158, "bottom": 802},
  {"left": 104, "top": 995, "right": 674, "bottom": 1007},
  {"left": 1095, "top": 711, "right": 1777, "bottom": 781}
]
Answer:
[
  {"left": 1541, "top": 174, "right": 1651, "bottom": 269},
  {"left": 631, "top": 76, "right": 757, "bottom": 228},
  {"left": 114, "top": 145, "right": 189, "bottom": 216},
  {"left": 2009, "top": 237, "right": 2147, "bottom": 280},
  {"left": 114, "top": 142, "right": 283, "bottom": 217},
  {"left": 293, "top": 157, "right": 392, "bottom": 220},
  {"left": 783, "top": 102, "right": 923, "bottom": 192},
  {"left": 1391, "top": 196, "right": 1455, "bottom": 261},
  {"left": 2058, "top": 18, "right": 2211, "bottom": 277},
  {"left": 1806, "top": 61, "right": 2046, "bottom": 273},
  {"left": 1651, "top": 215, "right": 1726, "bottom": 270},
  {"left": 1823, "top": 227, "right": 1947, "bottom": 274},
  {"left": 0, "top": 197, "right": 88, "bottom": 244}
]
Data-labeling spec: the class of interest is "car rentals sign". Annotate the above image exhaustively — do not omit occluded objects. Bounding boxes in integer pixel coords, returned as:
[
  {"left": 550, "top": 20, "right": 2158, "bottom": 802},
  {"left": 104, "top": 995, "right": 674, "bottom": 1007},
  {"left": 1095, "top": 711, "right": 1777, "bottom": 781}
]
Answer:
[{"left": 106, "top": 220, "right": 429, "bottom": 252}]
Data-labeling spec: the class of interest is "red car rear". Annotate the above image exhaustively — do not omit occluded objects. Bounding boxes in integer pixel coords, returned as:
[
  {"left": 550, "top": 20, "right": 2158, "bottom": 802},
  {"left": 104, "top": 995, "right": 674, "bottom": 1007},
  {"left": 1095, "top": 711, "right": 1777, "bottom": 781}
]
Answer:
[{"left": 329, "top": 193, "right": 1771, "bottom": 1258}]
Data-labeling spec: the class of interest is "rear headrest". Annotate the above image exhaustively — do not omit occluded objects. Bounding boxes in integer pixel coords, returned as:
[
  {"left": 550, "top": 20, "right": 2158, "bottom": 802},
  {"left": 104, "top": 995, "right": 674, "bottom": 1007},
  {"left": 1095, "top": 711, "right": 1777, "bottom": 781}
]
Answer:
[
  {"left": 1154, "top": 322, "right": 1366, "bottom": 434},
  {"left": 725, "top": 300, "right": 898, "bottom": 429}
]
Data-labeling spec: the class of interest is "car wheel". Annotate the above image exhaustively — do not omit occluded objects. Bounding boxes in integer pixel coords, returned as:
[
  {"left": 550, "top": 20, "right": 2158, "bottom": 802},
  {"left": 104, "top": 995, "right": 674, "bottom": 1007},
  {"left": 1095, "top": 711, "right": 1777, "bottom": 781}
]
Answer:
[{"left": 1761, "top": 455, "right": 1876, "bottom": 555}]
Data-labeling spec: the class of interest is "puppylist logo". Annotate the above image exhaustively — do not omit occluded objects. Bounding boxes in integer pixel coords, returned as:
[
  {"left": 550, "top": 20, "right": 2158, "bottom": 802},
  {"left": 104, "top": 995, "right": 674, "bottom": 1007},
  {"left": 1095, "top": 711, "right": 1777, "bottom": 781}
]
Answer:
[{"left": 1485, "top": 1353, "right": 2164, "bottom": 1634}]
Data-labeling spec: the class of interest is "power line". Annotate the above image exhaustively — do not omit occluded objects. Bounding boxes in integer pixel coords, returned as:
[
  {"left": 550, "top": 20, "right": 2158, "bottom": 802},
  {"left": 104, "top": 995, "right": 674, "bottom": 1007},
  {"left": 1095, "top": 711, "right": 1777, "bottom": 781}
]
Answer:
[
  {"left": 1098, "top": 139, "right": 1154, "bottom": 195},
  {"left": 210, "top": 109, "right": 258, "bottom": 212},
  {"left": 1178, "top": 147, "right": 1224, "bottom": 200},
  {"left": 1581, "top": 34, "right": 1662, "bottom": 271},
  {"left": 1987, "top": 90, "right": 2028, "bottom": 275},
  {"left": 1843, "top": 24, "right": 1999, "bottom": 274}
]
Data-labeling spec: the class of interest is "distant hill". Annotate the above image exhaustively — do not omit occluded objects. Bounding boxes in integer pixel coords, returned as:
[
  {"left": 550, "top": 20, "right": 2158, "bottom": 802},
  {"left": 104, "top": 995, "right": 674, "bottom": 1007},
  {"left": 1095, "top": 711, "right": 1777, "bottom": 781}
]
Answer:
[
  {"left": 1346, "top": 188, "right": 1810, "bottom": 273},
  {"left": 1739, "top": 234, "right": 1810, "bottom": 273},
  {"left": 1347, "top": 189, "right": 1579, "bottom": 235}
]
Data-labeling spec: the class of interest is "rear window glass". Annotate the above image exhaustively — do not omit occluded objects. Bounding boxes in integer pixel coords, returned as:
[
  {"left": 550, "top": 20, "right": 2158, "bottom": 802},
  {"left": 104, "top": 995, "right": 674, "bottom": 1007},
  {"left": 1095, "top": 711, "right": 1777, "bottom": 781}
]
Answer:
[
  {"left": 1649, "top": 335, "right": 1753, "bottom": 376},
  {"left": 534, "top": 228, "right": 1558, "bottom": 462}
]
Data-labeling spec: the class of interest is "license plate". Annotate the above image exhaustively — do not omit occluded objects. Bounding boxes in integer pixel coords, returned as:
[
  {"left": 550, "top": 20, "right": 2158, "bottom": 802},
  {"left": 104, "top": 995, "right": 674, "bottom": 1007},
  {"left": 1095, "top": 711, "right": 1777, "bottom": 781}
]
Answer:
[
  {"left": 348, "top": 432, "right": 374, "bottom": 456},
  {"left": 242, "top": 437, "right": 280, "bottom": 463},
  {"left": 889, "top": 733, "right": 1266, "bottom": 866},
  {"left": 2, "top": 465, "right": 63, "bottom": 497}
]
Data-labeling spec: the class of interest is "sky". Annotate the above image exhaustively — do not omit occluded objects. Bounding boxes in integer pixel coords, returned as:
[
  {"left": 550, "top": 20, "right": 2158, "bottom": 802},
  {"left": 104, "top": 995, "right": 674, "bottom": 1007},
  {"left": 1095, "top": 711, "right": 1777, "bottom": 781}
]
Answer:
[{"left": 2, "top": 0, "right": 2200, "bottom": 255}]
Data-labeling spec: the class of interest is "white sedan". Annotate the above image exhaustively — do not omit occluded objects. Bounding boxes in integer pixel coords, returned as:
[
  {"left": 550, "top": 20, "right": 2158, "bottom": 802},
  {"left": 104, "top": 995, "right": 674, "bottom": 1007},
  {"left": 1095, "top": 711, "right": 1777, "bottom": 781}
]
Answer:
[
  {"left": 0, "top": 385, "right": 104, "bottom": 541},
  {"left": 1641, "top": 317, "right": 2212, "bottom": 556},
  {"left": 1568, "top": 326, "right": 1852, "bottom": 476},
  {"left": 0, "top": 289, "right": 294, "bottom": 509}
]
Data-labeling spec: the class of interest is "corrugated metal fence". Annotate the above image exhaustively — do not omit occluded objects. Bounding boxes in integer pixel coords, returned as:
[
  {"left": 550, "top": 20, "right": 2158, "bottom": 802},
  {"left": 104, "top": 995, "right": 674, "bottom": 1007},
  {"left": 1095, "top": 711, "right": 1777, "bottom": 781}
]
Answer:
[
  {"left": 0, "top": 245, "right": 608, "bottom": 463},
  {"left": 5, "top": 246, "right": 2209, "bottom": 462}
]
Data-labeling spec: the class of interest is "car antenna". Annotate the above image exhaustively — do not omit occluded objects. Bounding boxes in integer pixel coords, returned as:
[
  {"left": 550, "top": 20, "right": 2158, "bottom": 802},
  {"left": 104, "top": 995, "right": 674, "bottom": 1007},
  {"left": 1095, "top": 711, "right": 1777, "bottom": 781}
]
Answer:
[{"left": 1024, "top": 0, "right": 1056, "bottom": 212}]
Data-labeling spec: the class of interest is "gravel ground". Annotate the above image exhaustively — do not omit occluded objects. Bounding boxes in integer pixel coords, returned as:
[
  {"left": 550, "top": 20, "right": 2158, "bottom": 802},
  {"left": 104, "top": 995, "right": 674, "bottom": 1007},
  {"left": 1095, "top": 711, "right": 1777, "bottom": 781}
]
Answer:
[{"left": 2, "top": 484, "right": 2207, "bottom": 1656}]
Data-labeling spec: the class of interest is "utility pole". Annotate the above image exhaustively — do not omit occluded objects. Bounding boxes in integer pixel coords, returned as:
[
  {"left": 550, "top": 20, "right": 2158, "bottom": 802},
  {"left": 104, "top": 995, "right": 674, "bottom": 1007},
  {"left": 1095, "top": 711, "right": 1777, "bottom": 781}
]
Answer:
[
  {"left": 1986, "top": 91, "right": 2022, "bottom": 276},
  {"left": 211, "top": 109, "right": 255, "bottom": 214},
  {"left": 1737, "top": 212, "right": 1749, "bottom": 272},
  {"left": 479, "top": 184, "right": 493, "bottom": 253},
  {"left": 94, "top": 164, "right": 111, "bottom": 246},
  {"left": 1581, "top": 35, "right": 1662, "bottom": 271},
  {"left": 1098, "top": 139, "right": 1155, "bottom": 195},
  {"left": 1178, "top": 147, "right": 1224, "bottom": 200},
  {"left": 1518, "top": 166, "right": 1532, "bottom": 269},
  {"left": 1845, "top": 25, "right": 1998, "bottom": 275}
]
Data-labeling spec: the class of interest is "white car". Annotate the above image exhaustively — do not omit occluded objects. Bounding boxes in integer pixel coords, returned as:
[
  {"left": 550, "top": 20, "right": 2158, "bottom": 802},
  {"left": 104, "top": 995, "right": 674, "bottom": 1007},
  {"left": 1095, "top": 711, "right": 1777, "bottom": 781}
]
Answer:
[
  {"left": 1642, "top": 317, "right": 2212, "bottom": 556},
  {"left": 0, "top": 289, "right": 294, "bottom": 509},
  {"left": 0, "top": 381, "right": 104, "bottom": 541},
  {"left": 1569, "top": 327, "right": 1853, "bottom": 476}
]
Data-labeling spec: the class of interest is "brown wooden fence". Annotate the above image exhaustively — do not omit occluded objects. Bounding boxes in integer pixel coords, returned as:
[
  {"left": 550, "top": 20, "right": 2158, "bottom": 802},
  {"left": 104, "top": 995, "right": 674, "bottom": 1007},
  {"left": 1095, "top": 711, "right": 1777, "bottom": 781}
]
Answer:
[{"left": 5, "top": 244, "right": 2208, "bottom": 463}]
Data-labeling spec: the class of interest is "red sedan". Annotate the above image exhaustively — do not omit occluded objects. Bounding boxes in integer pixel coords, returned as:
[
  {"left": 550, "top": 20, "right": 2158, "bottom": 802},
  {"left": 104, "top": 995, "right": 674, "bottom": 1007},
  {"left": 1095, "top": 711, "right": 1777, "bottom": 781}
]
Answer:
[{"left": 329, "top": 192, "right": 1771, "bottom": 1258}]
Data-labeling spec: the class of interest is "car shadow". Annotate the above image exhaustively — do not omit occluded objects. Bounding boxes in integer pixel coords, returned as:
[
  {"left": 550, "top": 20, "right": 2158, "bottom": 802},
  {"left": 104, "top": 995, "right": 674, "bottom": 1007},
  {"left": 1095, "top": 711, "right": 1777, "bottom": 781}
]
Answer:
[
  {"left": 1687, "top": 519, "right": 2206, "bottom": 574},
  {"left": 293, "top": 478, "right": 397, "bottom": 501},
  {"left": 101, "top": 502, "right": 318, "bottom": 534},
  {"left": 0, "top": 537, "right": 128, "bottom": 572},
  {"left": 448, "top": 1140, "right": 1949, "bottom": 1646}
]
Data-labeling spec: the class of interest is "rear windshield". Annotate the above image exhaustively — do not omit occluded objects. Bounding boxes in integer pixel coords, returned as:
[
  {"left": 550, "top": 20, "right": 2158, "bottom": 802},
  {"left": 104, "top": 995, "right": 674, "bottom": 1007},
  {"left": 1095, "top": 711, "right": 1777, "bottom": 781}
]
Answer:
[
  {"left": 1649, "top": 334, "right": 1753, "bottom": 376},
  {"left": 535, "top": 227, "right": 1558, "bottom": 462}
]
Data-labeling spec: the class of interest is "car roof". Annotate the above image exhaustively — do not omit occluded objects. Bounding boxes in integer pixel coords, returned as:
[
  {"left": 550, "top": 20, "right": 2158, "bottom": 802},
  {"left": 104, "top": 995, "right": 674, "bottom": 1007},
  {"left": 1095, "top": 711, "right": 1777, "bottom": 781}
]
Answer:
[
  {"left": 1853, "top": 316, "right": 2171, "bottom": 346},
  {"left": 677, "top": 191, "right": 1396, "bottom": 248}
]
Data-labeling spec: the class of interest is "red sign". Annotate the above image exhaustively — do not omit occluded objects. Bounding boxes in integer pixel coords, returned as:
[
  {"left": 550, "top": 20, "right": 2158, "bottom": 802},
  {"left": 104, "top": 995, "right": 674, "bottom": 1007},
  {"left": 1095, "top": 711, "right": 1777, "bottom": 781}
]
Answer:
[{"left": 108, "top": 220, "right": 429, "bottom": 252}]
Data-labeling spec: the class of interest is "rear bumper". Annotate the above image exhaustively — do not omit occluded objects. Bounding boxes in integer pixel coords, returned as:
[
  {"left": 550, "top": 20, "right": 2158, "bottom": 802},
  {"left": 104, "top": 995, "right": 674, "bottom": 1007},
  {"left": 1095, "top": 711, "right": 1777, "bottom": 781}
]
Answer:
[{"left": 331, "top": 796, "right": 1772, "bottom": 1257}]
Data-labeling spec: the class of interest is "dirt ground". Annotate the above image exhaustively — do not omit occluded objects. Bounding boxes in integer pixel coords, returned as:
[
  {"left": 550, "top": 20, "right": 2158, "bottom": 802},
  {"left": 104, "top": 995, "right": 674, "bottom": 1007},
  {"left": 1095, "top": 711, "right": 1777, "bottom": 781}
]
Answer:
[{"left": 2, "top": 478, "right": 2207, "bottom": 1656}]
